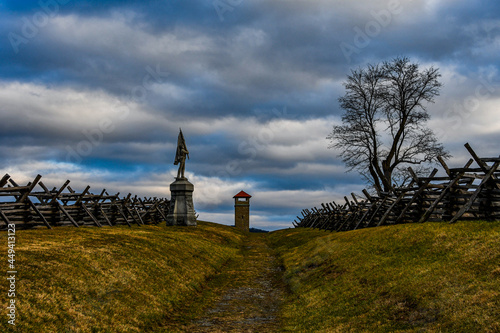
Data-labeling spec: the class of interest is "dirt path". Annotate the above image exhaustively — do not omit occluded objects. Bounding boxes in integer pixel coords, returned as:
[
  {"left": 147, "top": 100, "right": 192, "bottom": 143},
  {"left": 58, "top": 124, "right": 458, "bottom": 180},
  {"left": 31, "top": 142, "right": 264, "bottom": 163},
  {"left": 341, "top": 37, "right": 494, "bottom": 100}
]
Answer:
[{"left": 184, "top": 233, "right": 285, "bottom": 332}]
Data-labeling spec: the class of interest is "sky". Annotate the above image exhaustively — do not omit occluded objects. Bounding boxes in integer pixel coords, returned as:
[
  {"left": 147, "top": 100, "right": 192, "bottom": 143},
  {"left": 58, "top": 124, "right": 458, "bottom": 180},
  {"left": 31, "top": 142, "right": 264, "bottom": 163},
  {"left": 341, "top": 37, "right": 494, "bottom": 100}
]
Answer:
[{"left": 1, "top": 0, "right": 499, "bottom": 231}]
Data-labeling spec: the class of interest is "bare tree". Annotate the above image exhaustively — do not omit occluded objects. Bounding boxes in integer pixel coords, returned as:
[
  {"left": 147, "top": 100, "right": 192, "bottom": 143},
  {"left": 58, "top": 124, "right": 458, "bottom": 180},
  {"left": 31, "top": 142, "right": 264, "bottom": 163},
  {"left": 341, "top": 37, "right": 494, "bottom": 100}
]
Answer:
[{"left": 327, "top": 57, "right": 450, "bottom": 194}]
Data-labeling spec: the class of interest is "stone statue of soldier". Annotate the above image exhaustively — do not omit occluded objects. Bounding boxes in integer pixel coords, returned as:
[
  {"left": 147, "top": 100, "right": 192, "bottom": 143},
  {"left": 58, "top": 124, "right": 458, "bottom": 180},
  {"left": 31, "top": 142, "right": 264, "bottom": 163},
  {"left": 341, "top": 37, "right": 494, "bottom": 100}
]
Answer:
[
  {"left": 174, "top": 129, "right": 189, "bottom": 179},
  {"left": 167, "top": 128, "right": 196, "bottom": 226}
]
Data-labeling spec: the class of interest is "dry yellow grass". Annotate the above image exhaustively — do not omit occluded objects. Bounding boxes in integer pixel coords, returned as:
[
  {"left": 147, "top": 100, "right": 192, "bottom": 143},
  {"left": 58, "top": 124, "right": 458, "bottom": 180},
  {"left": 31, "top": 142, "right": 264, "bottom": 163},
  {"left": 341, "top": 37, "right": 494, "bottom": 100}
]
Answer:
[
  {"left": 2, "top": 220, "right": 499, "bottom": 332},
  {"left": 268, "top": 221, "right": 500, "bottom": 332},
  {"left": 0, "top": 221, "right": 245, "bottom": 332}
]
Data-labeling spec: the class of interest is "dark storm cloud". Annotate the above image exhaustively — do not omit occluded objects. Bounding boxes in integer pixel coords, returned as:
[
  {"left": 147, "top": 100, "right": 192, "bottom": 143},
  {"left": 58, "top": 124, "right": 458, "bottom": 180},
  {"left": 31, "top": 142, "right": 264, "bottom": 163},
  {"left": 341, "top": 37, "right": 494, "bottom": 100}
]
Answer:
[
  {"left": 0, "top": 0, "right": 348, "bottom": 121},
  {"left": 338, "top": 0, "right": 500, "bottom": 71}
]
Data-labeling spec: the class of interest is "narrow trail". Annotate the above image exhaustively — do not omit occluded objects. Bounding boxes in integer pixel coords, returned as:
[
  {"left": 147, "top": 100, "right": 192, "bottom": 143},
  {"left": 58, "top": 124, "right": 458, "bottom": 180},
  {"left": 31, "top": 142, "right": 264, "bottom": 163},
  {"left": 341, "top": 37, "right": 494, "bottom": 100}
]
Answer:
[{"left": 185, "top": 233, "right": 286, "bottom": 332}]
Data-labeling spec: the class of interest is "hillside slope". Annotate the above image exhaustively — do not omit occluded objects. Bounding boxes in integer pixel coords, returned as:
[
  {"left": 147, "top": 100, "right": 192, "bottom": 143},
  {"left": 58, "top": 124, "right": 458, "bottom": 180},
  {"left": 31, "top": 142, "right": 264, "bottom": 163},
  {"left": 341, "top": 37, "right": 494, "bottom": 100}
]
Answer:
[
  {"left": 0, "top": 221, "right": 245, "bottom": 332},
  {"left": 2, "top": 220, "right": 499, "bottom": 332},
  {"left": 268, "top": 221, "right": 500, "bottom": 332}
]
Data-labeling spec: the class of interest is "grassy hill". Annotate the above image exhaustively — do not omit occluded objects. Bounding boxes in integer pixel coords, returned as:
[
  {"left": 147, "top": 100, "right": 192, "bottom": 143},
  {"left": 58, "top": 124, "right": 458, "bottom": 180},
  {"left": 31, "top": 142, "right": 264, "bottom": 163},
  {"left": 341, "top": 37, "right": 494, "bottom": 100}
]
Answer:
[
  {"left": 0, "top": 221, "right": 246, "bottom": 332},
  {"left": 1, "top": 220, "right": 499, "bottom": 332},
  {"left": 269, "top": 221, "right": 500, "bottom": 332}
]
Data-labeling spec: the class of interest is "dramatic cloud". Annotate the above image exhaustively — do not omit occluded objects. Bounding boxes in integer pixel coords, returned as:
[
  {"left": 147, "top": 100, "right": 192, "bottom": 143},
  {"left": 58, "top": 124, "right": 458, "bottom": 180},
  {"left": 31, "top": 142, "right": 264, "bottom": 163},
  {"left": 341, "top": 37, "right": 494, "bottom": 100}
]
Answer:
[{"left": 1, "top": 0, "right": 499, "bottom": 230}]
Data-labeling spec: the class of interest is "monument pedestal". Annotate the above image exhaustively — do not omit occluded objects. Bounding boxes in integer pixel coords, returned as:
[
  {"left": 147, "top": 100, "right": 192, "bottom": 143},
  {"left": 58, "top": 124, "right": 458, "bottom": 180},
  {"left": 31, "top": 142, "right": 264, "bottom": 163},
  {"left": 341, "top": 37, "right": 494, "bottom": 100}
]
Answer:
[{"left": 166, "top": 178, "right": 197, "bottom": 226}]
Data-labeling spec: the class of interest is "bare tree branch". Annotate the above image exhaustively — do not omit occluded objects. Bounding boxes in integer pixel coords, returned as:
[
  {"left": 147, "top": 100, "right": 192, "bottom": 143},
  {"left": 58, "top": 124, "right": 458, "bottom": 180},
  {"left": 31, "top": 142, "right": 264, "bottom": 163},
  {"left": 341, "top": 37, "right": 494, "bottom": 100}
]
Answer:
[{"left": 327, "top": 57, "right": 450, "bottom": 193}]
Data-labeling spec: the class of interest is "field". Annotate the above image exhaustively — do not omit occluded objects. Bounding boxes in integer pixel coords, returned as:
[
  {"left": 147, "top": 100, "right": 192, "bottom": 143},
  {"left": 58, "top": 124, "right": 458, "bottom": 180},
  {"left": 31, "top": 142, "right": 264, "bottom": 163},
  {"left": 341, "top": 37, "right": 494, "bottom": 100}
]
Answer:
[
  {"left": 1, "top": 220, "right": 499, "bottom": 332},
  {"left": 270, "top": 221, "right": 500, "bottom": 332},
  {"left": 0, "top": 222, "right": 245, "bottom": 332}
]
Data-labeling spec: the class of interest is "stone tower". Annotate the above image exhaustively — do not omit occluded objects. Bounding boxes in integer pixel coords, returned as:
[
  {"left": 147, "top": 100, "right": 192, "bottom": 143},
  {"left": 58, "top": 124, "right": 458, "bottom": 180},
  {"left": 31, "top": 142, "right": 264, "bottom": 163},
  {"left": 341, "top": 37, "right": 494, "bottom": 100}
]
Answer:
[{"left": 233, "top": 190, "right": 251, "bottom": 232}]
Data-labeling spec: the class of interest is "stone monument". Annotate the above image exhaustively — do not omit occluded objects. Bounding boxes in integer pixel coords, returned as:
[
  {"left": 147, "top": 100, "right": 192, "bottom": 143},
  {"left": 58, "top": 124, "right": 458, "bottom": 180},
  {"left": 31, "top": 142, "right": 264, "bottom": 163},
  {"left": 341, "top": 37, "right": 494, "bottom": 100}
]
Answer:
[{"left": 166, "top": 129, "right": 197, "bottom": 226}]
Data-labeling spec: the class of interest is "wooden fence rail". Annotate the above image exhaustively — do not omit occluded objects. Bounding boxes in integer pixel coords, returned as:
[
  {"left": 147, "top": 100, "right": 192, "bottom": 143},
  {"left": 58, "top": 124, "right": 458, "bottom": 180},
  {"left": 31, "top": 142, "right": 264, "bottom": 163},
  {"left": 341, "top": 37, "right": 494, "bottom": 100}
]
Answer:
[
  {"left": 0, "top": 174, "right": 170, "bottom": 230},
  {"left": 294, "top": 143, "right": 500, "bottom": 231}
]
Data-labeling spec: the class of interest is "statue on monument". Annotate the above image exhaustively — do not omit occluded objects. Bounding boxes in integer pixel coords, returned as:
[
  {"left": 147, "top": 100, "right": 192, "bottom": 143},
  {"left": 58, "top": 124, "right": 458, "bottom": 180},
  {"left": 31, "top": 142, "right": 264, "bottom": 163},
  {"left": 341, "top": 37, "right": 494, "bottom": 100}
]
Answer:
[
  {"left": 167, "top": 128, "right": 196, "bottom": 226},
  {"left": 174, "top": 129, "right": 189, "bottom": 180}
]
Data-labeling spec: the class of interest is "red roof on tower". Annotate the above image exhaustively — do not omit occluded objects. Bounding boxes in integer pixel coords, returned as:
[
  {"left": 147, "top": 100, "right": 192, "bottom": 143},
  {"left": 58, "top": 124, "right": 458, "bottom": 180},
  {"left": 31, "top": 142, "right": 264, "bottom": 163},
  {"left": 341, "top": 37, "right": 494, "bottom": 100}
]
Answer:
[{"left": 233, "top": 190, "right": 252, "bottom": 198}]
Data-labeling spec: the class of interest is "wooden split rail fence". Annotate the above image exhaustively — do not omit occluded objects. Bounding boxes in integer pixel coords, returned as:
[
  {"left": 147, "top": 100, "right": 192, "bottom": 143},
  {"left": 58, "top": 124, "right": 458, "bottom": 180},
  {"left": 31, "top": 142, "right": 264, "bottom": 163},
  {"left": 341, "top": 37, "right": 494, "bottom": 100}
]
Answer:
[
  {"left": 0, "top": 174, "right": 170, "bottom": 230},
  {"left": 294, "top": 143, "right": 500, "bottom": 231}
]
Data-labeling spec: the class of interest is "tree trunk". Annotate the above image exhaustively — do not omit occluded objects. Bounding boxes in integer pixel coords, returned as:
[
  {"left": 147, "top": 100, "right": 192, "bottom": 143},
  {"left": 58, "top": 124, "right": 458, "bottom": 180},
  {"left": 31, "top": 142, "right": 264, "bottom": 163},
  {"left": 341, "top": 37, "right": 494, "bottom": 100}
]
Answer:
[
  {"left": 381, "top": 159, "right": 393, "bottom": 192},
  {"left": 369, "top": 164, "right": 382, "bottom": 194},
  {"left": 383, "top": 169, "right": 392, "bottom": 192}
]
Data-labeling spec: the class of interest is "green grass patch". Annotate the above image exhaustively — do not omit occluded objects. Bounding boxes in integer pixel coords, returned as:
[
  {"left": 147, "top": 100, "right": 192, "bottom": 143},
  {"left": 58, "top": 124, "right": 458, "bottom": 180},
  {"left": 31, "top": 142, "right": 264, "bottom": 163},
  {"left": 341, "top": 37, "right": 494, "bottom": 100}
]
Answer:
[
  {"left": 0, "top": 221, "right": 245, "bottom": 332},
  {"left": 268, "top": 221, "right": 500, "bottom": 332}
]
